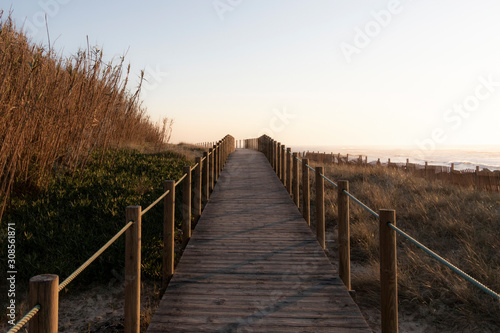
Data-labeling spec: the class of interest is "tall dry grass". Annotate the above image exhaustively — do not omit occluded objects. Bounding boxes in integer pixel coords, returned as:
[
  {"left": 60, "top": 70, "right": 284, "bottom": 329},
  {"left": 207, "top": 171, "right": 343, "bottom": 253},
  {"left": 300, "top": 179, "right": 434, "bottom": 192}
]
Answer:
[
  {"left": 309, "top": 161, "right": 500, "bottom": 331},
  {"left": 0, "top": 12, "right": 172, "bottom": 219}
]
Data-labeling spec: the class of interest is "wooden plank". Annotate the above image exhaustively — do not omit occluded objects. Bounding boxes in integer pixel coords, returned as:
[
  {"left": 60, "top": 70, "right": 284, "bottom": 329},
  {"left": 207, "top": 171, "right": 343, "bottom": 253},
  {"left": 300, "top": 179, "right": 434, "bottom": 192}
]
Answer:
[{"left": 147, "top": 149, "right": 370, "bottom": 332}]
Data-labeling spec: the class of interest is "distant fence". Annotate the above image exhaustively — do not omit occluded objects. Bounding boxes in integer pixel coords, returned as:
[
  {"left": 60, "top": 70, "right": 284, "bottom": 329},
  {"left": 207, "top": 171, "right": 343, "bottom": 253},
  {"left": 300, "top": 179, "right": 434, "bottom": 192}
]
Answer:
[
  {"left": 8, "top": 135, "right": 235, "bottom": 333},
  {"left": 246, "top": 135, "right": 499, "bottom": 333},
  {"left": 292, "top": 151, "right": 500, "bottom": 192}
]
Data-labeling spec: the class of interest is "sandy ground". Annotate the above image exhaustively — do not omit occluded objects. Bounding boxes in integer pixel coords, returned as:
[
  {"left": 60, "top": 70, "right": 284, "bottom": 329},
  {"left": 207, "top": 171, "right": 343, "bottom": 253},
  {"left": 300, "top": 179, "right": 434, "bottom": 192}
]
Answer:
[
  {"left": 58, "top": 282, "right": 125, "bottom": 332},
  {"left": 1, "top": 277, "right": 160, "bottom": 333}
]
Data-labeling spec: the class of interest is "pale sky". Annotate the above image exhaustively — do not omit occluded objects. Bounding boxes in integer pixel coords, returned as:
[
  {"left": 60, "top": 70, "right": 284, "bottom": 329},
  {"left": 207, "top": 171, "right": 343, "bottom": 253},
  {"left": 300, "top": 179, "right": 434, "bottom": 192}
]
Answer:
[{"left": 4, "top": 0, "right": 500, "bottom": 147}]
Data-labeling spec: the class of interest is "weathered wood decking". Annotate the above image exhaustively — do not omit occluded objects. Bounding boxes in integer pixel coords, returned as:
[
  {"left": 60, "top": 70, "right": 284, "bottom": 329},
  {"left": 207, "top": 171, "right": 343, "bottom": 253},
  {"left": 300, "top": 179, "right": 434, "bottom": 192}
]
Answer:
[{"left": 147, "top": 149, "right": 370, "bottom": 332}]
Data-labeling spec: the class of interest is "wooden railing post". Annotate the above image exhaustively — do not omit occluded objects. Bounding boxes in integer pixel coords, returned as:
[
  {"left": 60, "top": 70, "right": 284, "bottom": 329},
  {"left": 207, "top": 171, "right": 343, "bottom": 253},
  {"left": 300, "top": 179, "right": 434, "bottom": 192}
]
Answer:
[
  {"left": 302, "top": 158, "right": 310, "bottom": 225},
  {"left": 272, "top": 140, "right": 274, "bottom": 165},
  {"left": 315, "top": 166, "right": 325, "bottom": 249},
  {"left": 337, "top": 180, "right": 351, "bottom": 290},
  {"left": 203, "top": 152, "right": 209, "bottom": 201},
  {"left": 163, "top": 181, "right": 175, "bottom": 289},
  {"left": 218, "top": 141, "right": 222, "bottom": 175},
  {"left": 194, "top": 157, "right": 202, "bottom": 222},
  {"left": 270, "top": 140, "right": 274, "bottom": 169},
  {"left": 225, "top": 138, "right": 228, "bottom": 163},
  {"left": 125, "top": 205, "right": 141, "bottom": 333},
  {"left": 209, "top": 148, "right": 214, "bottom": 193},
  {"left": 273, "top": 141, "right": 277, "bottom": 172},
  {"left": 379, "top": 209, "right": 398, "bottom": 333},
  {"left": 213, "top": 145, "right": 218, "bottom": 183},
  {"left": 276, "top": 141, "right": 280, "bottom": 173},
  {"left": 268, "top": 138, "right": 272, "bottom": 162},
  {"left": 292, "top": 152, "right": 299, "bottom": 207},
  {"left": 281, "top": 146, "right": 286, "bottom": 186},
  {"left": 286, "top": 148, "right": 292, "bottom": 194},
  {"left": 220, "top": 138, "right": 227, "bottom": 166},
  {"left": 29, "top": 274, "right": 58, "bottom": 333},
  {"left": 183, "top": 166, "right": 192, "bottom": 243}
]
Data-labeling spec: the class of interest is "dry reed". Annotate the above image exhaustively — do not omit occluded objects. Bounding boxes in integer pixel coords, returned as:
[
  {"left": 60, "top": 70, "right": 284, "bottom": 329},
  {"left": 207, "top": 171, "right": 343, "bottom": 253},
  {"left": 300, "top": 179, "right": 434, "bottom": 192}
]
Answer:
[{"left": 0, "top": 12, "right": 173, "bottom": 219}]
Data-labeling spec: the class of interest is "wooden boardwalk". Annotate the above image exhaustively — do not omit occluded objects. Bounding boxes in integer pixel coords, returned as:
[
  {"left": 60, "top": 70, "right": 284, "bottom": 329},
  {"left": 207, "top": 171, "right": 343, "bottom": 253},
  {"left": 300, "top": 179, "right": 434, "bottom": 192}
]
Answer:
[{"left": 147, "top": 149, "right": 370, "bottom": 332}]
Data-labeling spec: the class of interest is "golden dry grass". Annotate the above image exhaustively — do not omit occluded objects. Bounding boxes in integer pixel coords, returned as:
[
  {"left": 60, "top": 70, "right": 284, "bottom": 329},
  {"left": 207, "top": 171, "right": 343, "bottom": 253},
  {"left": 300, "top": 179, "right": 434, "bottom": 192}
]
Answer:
[
  {"left": 308, "top": 161, "right": 500, "bottom": 331},
  {"left": 0, "top": 13, "right": 173, "bottom": 219}
]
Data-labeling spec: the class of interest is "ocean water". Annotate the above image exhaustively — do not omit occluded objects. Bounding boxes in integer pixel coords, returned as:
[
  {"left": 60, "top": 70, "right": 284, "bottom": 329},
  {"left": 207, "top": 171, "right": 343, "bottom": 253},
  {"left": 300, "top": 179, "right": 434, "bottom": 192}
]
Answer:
[{"left": 291, "top": 145, "right": 500, "bottom": 172}]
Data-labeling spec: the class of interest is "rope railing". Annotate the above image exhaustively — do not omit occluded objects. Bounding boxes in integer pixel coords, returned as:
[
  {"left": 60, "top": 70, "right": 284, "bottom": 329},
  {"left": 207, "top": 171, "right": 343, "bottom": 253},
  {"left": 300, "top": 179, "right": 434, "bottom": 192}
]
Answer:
[
  {"left": 175, "top": 173, "right": 187, "bottom": 187},
  {"left": 59, "top": 221, "right": 134, "bottom": 291},
  {"left": 343, "top": 190, "right": 379, "bottom": 218},
  {"left": 320, "top": 173, "right": 338, "bottom": 188},
  {"left": 254, "top": 134, "right": 500, "bottom": 333},
  {"left": 293, "top": 154, "right": 316, "bottom": 173},
  {"left": 7, "top": 305, "right": 40, "bottom": 333},
  {"left": 141, "top": 189, "right": 170, "bottom": 216},
  {"left": 9, "top": 135, "right": 236, "bottom": 333},
  {"left": 387, "top": 222, "right": 500, "bottom": 300}
]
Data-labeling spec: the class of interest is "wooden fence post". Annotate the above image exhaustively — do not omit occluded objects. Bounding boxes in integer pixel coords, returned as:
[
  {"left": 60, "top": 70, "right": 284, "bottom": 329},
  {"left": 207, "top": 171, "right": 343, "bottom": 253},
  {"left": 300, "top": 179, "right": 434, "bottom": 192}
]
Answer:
[
  {"left": 302, "top": 158, "right": 310, "bottom": 225},
  {"left": 183, "top": 166, "right": 192, "bottom": 243},
  {"left": 293, "top": 152, "right": 299, "bottom": 207},
  {"left": 163, "top": 181, "right": 175, "bottom": 289},
  {"left": 125, "top": 205, "right": 141, "bottom": 333},
  {"left": 194, "top": 157, "right": 202, "bottom": 222},
  {"left": 315, "top": 166, "right": 325, "bottom": 249},
  {"left": 337, "top": 180, "right": 351, "bottom": 290},
  {"left": 287, "top": 148, "right": 292, "bottom": 194},
  {"left": 475, "top": 166, "right": 480, "bottom": 189},
  {"left": 203, "top": 152, "right": 209, "bottom": 201},
  {"left": 209, "top": 148, "right": 214, "bottom": 193},
  {"left": 29, "top": 274, "right": 58, "bottom": 333},
  {"left": 449, "top": 163, "right": 454, "bottom": 185},
  {"left": 379, "top": 209, "right": 398, "bottom": 333}
]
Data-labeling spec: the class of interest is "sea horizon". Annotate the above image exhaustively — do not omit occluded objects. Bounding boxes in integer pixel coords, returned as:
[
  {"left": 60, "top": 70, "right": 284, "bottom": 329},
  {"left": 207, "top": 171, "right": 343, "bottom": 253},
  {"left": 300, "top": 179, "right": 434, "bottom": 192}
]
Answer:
[{"left": 289, "top": 144, "right": 500, "bottom": 172}]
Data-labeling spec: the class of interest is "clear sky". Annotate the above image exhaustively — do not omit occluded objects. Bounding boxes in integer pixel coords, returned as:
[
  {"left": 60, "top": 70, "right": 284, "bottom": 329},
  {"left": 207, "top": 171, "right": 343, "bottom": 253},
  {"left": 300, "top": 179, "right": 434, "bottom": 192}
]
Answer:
[{"left": 4, "top": 0, "right": 500, "bottom": 147}]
